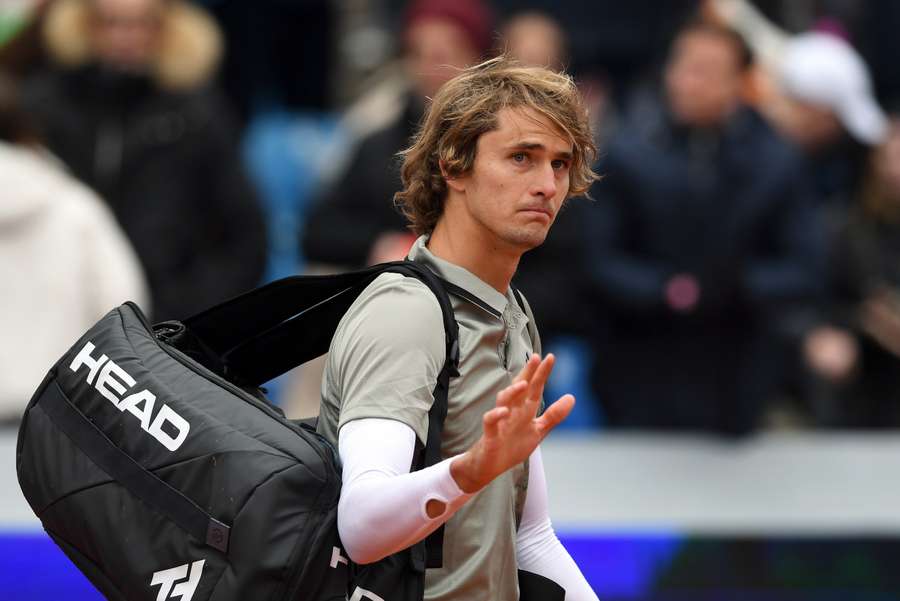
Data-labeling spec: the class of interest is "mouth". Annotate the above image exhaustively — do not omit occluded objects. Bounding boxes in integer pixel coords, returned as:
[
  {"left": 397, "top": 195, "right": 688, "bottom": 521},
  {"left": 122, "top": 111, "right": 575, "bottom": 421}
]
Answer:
[{"left": 518, "top": 207, "right": 553, "bottom": 221}]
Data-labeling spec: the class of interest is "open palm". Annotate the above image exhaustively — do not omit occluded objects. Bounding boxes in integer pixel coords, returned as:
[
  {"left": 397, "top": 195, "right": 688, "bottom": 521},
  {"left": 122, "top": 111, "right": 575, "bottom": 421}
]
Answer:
[{"left": 452, "top": 354, "right": 575, "bottom": 493}]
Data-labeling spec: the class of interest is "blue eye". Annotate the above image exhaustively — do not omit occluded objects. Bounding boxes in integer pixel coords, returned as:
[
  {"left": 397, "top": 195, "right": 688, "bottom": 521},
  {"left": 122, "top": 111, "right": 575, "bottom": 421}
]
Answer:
[{"left": 512, "top": 153, "right": 526, "bottom": 162}]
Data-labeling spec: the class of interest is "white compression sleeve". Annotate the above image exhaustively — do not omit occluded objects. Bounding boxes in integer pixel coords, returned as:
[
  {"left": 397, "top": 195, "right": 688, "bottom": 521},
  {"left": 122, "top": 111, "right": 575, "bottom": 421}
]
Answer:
[
  {"left": 516, "top": 448, "right": 599, "bottom": 601},
  {"left": 336, "top": 418, "right": 473, "bottom": 564}
]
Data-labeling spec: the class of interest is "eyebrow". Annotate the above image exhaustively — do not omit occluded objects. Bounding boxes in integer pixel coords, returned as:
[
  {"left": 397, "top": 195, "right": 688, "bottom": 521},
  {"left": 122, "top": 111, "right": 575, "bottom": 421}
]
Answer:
[{"left": 507, "top": 141, "right": 574, "bottom": 160}]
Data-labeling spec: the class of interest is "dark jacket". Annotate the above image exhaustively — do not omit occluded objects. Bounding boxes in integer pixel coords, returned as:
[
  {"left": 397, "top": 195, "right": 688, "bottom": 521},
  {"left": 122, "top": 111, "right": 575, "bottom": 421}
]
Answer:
[
  {"left": 814, "top": 207, "right": 900, "bottom": 426},
  {"left": 585, "top": 100, "right": 826, "bottom": 434},
  {"left": 302, "top": 96, "right": 423, "bottom": 267},
  {"left": 25, "top": 0, "right": 266, "bottom": 321}
]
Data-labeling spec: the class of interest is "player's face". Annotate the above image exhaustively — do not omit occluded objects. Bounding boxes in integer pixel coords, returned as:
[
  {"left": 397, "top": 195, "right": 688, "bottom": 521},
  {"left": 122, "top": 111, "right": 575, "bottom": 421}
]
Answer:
[{"left": 450, "top": 107, "right": 573, "bottom": 252}]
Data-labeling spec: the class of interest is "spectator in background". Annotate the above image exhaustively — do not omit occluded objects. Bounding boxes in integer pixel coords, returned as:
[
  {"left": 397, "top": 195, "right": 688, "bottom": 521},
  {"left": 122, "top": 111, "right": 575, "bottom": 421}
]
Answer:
[
  {"left": 0, "top": 72, "right": 147, "bottom": 424},
  {"left": 584, "top": 21, "right": 824, "bottom": 435},
  {"left": 769, "top": 34, "right": 889, "bottom": 424},
  {"left": 499, "top": 11, "right": 566, "bottom": 72},
  {"left": 302, "top": 0, "right": 493, "bottom": 269},
  {"left": 703, "top": 0, "right": 892, "bottom": 427},
  {"left": 705, "top": 0, "right": 888, "bottom": 208},
  {"left": 766, "top": 32, "right": 887, "bottom": 209},
  {"left": 801, "top": 117, "right": 900, "bottom": 426},
  {"left": 24, "top": 0, "right": 266, "bottom": 321}
]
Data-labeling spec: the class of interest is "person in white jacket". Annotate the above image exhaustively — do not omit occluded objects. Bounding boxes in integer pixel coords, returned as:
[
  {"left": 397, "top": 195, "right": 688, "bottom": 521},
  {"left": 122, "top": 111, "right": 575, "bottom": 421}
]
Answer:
[{"left": 0, "top": 77, "right": 148, "bottom": 423}]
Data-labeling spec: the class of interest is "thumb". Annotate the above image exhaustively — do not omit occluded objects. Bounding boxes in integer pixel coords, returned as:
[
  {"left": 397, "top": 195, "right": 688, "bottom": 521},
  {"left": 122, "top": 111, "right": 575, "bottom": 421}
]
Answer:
[{"left": 537, "top": 394, "right": 575, "bottom": 436}]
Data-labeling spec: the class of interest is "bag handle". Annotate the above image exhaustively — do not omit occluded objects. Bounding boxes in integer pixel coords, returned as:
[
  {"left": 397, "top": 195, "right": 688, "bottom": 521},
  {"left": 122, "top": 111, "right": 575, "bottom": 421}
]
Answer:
[{"left": 183, "top": 262, "right": 459, "bottom": 387}]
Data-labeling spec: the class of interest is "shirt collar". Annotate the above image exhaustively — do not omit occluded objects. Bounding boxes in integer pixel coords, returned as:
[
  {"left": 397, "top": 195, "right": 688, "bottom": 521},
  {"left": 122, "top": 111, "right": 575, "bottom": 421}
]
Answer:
[{"left": 408, "top": 235, "right": 511, "bottom": 317}]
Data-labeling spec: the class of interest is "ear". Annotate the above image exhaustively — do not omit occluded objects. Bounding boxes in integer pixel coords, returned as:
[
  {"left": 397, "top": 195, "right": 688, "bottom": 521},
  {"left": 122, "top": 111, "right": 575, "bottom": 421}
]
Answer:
[{"left": 440, "top": 159, "right": 467, "bottom": 194}]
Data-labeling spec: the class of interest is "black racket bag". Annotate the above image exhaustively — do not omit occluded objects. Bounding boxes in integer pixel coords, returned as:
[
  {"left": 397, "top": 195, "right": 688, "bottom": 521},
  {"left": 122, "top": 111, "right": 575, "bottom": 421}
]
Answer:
[{"left": 16, "top": 261, "right": 459, "bottom": 601}]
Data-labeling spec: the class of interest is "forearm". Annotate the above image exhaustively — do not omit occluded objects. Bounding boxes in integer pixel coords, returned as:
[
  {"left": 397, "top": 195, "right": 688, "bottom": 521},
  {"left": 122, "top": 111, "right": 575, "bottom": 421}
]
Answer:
[
  {"left": 517, "top": 448, "right": 598, "bottom": 601},
  {"left": 337, "top": 418, "right": 473, "bottom": 564},
  {"left": 710, "top": 0, "right": 790, "bottom": 66},
  {"left": 517, "top": 519, "right": 598, "bottom": 601}
]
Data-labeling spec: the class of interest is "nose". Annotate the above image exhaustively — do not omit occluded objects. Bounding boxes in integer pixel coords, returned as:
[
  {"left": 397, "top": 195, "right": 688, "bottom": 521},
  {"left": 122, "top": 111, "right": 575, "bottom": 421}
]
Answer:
[{"left": 531, "top": 162, "right": 558, "bottom": 198}]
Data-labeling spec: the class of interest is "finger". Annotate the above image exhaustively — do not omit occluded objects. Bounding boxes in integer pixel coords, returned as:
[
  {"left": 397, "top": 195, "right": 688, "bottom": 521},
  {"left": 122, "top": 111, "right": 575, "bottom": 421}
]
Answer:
[
  {"left": 536, "top": 394, "right": 575, "bottom": 436},
  {"left": 513, "top": 353, "right": 541, "bottom": 384},
  {"left": 527, "top": 353, "right": 556, "bottom": 404},
  {"left": 483, "top": 406, "right": 509, "bottom": 438},
  {"left": 496, "top": 380, "right": 527, "bottom": 408}
]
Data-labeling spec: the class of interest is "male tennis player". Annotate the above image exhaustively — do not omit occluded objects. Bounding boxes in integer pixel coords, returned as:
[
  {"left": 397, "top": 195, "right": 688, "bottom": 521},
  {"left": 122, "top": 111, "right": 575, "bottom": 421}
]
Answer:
[{"left": 317, "top": 55, "right": 600, "bottom": 600}]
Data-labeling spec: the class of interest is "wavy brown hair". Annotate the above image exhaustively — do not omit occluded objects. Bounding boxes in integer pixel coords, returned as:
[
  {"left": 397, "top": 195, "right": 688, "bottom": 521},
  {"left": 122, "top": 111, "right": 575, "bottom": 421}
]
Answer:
[{"left": 395, "top": 55, "right": 598, "bottom": 235}]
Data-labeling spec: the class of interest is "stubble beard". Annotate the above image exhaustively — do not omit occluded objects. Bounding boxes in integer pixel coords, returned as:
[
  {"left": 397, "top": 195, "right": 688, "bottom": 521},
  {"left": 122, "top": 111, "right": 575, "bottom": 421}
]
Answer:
[{"left": 498, "top": 221, "right": 551, "bottom": 252}]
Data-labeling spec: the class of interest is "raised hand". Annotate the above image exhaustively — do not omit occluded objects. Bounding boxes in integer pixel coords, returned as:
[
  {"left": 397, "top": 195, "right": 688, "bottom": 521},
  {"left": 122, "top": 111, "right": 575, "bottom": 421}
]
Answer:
[{"left": 450, "top": 354, "right": 575, "bottom": 493}]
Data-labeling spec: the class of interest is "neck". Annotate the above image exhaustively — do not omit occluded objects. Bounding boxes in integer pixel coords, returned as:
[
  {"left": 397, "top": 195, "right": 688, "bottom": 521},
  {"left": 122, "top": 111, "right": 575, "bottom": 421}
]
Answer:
[{"left": 427, "top": 215, "right": 521, "bottom": 294}]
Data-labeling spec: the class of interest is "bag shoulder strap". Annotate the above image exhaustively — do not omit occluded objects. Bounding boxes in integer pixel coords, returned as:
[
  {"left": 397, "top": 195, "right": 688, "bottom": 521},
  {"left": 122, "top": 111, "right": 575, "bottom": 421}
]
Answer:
[
  {"left": 180, "top": 261, "right": 460, "bottom": 477},
  {"left": 183, "top": 261, "right": 459, "bottom": 388}
]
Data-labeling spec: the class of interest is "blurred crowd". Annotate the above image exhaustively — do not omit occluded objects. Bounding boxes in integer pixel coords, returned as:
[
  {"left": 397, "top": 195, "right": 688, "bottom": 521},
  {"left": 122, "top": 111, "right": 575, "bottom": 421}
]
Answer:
[{"left": 2, "top": 0, "right": 900, "bottom": 436}]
